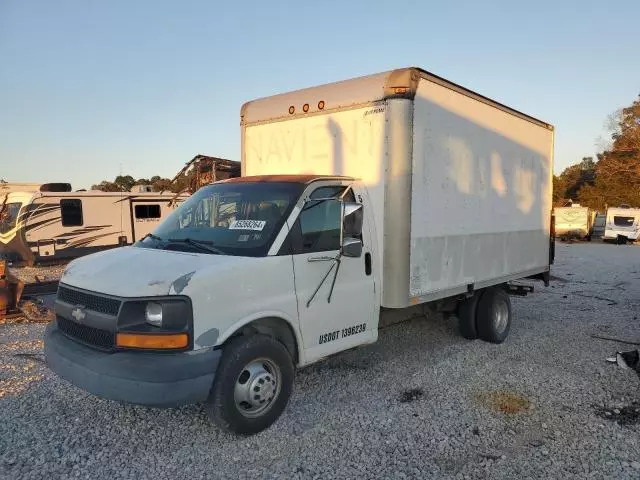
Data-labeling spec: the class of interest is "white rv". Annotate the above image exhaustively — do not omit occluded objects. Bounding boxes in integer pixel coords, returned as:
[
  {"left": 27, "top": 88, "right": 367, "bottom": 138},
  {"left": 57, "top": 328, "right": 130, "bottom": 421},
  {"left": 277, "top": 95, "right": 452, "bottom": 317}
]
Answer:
[
  {"left": 0, "top": 183, "right": 188, "bottom": 264},
  {"left": 603, "top": 207, "right": 640, "bottom": 243},
  {"left": 553, "top": 205, "right": 593, "bottom": 240},
  {"left": 45, "top": 67, "right": 554, "bottom": 435}
]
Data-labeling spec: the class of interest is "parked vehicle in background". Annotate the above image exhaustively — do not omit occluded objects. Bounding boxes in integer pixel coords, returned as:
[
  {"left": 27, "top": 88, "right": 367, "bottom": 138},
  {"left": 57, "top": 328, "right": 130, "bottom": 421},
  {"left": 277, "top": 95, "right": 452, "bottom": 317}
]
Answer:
[
  {"left": 45, "top": 67, "right": 554, "bottom": 435},
  {"left": 603, "top": 206, "right": 640, "bottom": 244},
  {"left": 553, "top": 204, "right": 594, "bottom": 240},
  {"left": 591, "top": 212, "right": 606, "bottom": 239},
  {"left": 0, "top": 183, "right": 189, "bottom": 265}
]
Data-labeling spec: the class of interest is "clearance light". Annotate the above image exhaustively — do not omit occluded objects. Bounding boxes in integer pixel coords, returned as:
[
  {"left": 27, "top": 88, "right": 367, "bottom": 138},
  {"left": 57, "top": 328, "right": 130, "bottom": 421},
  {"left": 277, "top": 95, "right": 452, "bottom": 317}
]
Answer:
[
  {"left": 318, "top": 100, "right": 325, "bottom": 110},
  {"left": 393, "top": 87, "right": 409, "bottom": 94},
  {"left": 302, "top": 103, "right": 309, "bottom": 113},
  {"left": 116, "top": 333, "right": 188, "bottom": 349},
  {"left": 288, "top": 106, "right": 295, "bottom": 114}
]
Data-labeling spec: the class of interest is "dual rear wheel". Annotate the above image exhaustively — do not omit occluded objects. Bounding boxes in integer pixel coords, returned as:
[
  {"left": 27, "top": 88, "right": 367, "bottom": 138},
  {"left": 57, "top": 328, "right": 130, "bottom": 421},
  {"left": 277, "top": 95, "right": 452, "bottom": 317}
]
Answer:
[{"left": 457, "top": 287, "right": 512, "bottom": 343}]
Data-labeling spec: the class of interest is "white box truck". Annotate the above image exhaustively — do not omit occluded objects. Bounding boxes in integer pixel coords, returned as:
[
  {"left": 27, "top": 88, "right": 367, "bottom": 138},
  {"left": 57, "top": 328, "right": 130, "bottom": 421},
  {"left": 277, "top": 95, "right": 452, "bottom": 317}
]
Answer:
[{"left": 44, "top": 67, "right": 554, "bottom": 434}]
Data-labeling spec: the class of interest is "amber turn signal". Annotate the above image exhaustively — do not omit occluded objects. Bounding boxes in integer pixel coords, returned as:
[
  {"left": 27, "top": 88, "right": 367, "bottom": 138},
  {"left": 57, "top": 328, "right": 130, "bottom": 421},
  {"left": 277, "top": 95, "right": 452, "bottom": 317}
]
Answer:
[{"left": 116, "top": 332, "right": 188, "bottom": 349}]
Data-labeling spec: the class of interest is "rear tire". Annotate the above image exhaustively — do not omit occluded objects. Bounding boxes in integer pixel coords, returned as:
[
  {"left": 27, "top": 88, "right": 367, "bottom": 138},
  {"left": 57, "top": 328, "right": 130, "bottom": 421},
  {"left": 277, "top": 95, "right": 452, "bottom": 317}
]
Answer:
[
  {"left": 457, "top": 293, "right": 480, "bottom": 340},
  {"left": 206, "top": 334, "right": 294, "bottom": 435},
  {"left": 476, "top": 287, "right": 512, "bottom": 344}
]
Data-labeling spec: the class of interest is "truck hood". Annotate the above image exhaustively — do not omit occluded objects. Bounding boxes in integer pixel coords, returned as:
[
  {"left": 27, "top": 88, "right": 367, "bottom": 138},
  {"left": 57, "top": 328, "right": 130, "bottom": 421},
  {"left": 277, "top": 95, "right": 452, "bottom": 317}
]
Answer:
[{"left": 60, "top": 246, "right": 248, "bottom": 297}]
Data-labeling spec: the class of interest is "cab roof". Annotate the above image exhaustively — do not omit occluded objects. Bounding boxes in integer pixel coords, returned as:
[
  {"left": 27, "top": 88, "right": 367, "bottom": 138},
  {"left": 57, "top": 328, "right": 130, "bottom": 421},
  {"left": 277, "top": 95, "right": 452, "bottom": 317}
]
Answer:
[{"left": 219, "top": 174, "right": 355, "bottom": 184}]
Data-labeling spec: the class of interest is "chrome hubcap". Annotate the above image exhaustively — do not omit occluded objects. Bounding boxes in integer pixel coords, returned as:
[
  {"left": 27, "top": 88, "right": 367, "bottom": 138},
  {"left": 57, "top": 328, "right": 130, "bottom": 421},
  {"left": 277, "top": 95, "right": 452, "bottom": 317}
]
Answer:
[
  {"left": 492, "top": 299, "right": 509, "bottom": 333},
  {"left": 234, "top": 358, "right": 280, "bottom": 418}
]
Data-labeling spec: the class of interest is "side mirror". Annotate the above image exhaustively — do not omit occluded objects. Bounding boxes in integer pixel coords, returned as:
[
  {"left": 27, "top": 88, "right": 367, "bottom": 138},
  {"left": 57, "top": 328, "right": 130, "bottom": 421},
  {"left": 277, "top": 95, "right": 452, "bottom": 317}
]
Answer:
[
  {"left": 342, "top": 202, "right": 363, "bottom": 237},
  {"left": 342, "top": 237, "right": 363, "bottom": 258}
]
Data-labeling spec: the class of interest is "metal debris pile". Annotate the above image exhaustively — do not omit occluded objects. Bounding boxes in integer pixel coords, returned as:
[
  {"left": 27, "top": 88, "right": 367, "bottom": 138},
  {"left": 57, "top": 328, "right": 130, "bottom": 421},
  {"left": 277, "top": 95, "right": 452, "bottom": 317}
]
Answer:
[
  {"left": 18, "top": 299, "right": 55, "bottom": 324},
  {"left": 606, "top": 349, "right": 640, "bottom": 377}
]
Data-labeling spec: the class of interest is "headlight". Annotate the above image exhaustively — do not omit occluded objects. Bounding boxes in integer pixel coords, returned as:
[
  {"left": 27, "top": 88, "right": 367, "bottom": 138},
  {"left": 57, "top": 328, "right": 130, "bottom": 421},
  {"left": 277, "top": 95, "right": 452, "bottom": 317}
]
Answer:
[{"left": 145, "top": 302, "right": 163, "bottom": 327}]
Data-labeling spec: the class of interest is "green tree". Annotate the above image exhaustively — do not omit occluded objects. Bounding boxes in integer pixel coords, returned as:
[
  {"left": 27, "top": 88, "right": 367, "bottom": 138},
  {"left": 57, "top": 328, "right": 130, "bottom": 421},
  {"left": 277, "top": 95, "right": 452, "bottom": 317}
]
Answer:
[
  {"left": 553, "top": 158, "right": 596, "bottom": 205},
  {"left": 91, "top": 180, "right": 120, "bottom": 192},
  {"left": 114, "top": 175, "right": 136, "bottom": 192},
  {"left": 577, "top": 94, "right": 640, "bottom": 209}
]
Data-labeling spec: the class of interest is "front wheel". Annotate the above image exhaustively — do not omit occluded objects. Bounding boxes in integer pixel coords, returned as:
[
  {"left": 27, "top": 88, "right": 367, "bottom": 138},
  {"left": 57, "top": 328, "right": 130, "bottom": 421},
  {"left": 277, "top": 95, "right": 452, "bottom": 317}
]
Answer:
[
  {"left": 206, "top": 334, "right": 294, "bottom": 435},
  {"left": 476, "top": 287, "right": 512, "bottom": 344}
]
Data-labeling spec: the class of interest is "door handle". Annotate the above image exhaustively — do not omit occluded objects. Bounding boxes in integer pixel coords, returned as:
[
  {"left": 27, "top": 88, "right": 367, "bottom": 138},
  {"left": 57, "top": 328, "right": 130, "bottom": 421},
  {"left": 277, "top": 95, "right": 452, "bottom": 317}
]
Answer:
[
  {"left": 308, "top": 256, "right": 337, "bottom": 263},
  {"left": 364, "top": 252, "right": 372, "bottom": 276}
]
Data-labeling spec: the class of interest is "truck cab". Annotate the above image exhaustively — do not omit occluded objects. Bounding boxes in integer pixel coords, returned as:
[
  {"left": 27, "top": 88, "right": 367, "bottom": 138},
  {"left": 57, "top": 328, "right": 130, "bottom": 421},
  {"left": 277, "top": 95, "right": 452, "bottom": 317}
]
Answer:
[{"left": 45, "top": 175, "right": 377, "bottom": 434}]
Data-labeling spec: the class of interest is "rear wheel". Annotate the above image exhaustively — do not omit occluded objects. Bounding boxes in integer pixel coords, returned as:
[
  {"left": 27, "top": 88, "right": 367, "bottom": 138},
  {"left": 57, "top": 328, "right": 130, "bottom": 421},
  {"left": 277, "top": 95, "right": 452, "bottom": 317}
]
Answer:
[
  {"left": 206, "top": 334, "right": 294, "bottom": 435},
  {"left": 476, "top": 287, "right": 512, "bottom": 344},
  {"left": 457, "top": 293, "right": 480, "bottom": 340}
]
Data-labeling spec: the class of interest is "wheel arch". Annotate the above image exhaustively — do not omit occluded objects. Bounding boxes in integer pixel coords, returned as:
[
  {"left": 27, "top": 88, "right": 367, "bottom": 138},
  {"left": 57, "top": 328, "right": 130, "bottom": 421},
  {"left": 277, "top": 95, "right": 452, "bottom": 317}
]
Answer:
[{"left": 218, "top": 313, "right": 302, "bottom": 365}]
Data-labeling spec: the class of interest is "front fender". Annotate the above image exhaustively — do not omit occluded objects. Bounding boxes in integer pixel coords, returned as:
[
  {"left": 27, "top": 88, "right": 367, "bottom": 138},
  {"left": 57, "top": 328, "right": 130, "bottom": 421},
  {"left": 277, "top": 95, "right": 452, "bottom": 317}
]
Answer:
[
  {"left": 185, "top": 255, "right": 300, "bottom": 359},
  {"left": 215, "top": 310, "right": 305, "bottom": 365}
]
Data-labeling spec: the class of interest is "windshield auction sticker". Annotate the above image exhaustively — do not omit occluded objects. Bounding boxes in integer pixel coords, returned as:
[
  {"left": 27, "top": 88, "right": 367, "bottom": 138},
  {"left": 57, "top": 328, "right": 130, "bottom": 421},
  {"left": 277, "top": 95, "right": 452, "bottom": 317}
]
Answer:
[{"left": 229, "top": 220, "right": 266, "bottom": 231}]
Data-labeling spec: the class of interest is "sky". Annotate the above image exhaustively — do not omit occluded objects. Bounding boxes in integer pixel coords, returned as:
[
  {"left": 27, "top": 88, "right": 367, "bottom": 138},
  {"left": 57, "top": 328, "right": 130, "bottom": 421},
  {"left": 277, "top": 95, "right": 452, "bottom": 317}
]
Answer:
[{"left": 1, "top": 0, "right": 639, "bottom": 189}]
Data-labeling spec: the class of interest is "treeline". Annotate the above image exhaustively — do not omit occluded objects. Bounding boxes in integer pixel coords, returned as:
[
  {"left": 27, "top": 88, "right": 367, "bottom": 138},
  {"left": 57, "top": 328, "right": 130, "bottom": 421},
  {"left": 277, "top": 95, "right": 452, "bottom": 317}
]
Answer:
[
  {"left": 554, "top": 94, "right": 640, "bottom": 210},
  {"left": 91, "top": 173, "right": 193, "bottom": 193}
]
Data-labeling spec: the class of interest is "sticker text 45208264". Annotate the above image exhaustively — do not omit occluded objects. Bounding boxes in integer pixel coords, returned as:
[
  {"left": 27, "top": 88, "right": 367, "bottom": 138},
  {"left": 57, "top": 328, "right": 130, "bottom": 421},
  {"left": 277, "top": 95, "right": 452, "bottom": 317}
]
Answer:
[{"left": 318, "top": 323, "right": 367, "bottom": 345}]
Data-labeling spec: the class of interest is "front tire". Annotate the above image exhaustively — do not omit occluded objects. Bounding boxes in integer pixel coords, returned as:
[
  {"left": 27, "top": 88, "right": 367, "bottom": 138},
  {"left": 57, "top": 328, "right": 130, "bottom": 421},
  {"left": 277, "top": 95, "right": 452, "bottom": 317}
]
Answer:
[
  {"left": 206, "top": 334, "right": 294, "bottom": 435},
  {"left": 476, "top": 287, "right": 512, "bottom": 344}
]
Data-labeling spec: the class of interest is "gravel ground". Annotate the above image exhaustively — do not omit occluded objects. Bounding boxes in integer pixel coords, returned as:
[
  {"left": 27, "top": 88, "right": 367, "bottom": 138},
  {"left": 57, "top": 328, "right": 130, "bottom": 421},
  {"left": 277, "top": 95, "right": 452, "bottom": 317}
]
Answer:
[
  {"left": 1, "top": 242, "right": 640, "bottom": 479},
  {"left": 8, "top": 263, "right": 68, "bottom": 284}
]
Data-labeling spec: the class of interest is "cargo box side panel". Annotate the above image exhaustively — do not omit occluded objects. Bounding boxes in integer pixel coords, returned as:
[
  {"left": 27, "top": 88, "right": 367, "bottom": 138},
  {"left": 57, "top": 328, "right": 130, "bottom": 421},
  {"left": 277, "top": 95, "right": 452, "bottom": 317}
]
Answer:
[
  {"left": 409, "top": 79, "right": 553, "bottom": 299},
  {"left": 243, "top": 103, "right": 389, "bottom": 276}
]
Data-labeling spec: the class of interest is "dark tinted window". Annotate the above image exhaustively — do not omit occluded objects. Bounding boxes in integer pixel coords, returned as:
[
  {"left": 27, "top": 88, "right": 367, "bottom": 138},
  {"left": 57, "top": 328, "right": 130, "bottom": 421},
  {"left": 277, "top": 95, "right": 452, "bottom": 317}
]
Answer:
[
  {"left": 60, "top": 199, "right": 83, "bottom": 226},
  {"left": 135, "top": 204, "right": 161, "bottom": 219},
  {"left": 293, "top": 186, "right": 353, "bottom": 254},
  {"left": 613, "top": 216, "right": 634, "bottom": 227}
]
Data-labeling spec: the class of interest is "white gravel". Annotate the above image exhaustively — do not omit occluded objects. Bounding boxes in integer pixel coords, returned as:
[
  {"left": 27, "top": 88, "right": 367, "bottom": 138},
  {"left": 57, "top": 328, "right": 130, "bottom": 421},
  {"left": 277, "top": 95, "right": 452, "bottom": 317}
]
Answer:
[
  {"left": 8, "top": 263, "right": 68, "bottom": 284},
  {"left": 1, "top": 242, "right": 640, "bottom": 479}
]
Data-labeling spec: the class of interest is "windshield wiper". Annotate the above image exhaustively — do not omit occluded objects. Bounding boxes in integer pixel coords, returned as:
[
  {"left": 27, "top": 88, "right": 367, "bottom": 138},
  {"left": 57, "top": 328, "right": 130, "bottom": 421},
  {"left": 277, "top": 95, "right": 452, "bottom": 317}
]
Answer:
[
  {"left": 141, "top": 233, "right": 163, "bottom": 241},
  {"left": 167, "top": 237, "right": 224, "bottom": 255}
]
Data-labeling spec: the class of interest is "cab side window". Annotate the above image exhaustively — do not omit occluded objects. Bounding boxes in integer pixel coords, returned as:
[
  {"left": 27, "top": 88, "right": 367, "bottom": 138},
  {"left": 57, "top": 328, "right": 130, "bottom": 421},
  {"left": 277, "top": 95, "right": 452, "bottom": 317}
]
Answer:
[{"left": 289, "top": 186, "right": 355, "bottom": 254}]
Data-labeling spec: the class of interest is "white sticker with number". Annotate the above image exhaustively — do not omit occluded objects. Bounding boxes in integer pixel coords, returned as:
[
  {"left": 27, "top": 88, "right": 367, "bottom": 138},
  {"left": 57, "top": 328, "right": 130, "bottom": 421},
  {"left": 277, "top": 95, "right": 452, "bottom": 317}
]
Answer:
[{"left": 229, "top": 220, "right": 266, "bottom": 231}]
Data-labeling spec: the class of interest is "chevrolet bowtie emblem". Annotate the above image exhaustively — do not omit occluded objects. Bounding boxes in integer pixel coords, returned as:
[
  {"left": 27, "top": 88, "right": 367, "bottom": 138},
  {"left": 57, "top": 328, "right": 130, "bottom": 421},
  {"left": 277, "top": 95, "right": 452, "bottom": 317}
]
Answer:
[{"left": 71, "top": 307, "right": 86, "bottom": 322}]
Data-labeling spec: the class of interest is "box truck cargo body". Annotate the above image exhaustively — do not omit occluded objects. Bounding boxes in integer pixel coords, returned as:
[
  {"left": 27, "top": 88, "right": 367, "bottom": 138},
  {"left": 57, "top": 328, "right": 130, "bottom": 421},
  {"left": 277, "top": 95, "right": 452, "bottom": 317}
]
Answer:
[
  {"left": 45, "top": 67, "right": 554, "bottom": 435},
  {"left": 242, "top": 68, "right": 554, "bottom": 307}
]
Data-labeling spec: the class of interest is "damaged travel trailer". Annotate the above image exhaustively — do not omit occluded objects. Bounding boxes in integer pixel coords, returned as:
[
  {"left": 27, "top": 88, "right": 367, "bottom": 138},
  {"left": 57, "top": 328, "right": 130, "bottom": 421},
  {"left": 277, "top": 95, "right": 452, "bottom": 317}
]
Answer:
[{"left": 0, "top": 183, "right": 189, "bottom": 264}]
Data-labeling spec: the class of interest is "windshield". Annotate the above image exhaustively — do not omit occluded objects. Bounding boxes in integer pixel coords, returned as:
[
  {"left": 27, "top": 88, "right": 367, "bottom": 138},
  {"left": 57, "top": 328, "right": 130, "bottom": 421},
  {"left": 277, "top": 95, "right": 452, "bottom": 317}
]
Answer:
[
  {"left": 613, "top": 216, "right": 635, "bottom": 227},
  {"left": 135, "top": 182, "right": 303, "bottom": 256},
  {"left": 0, "top": 202, "right": 22, "bottom": 234}
]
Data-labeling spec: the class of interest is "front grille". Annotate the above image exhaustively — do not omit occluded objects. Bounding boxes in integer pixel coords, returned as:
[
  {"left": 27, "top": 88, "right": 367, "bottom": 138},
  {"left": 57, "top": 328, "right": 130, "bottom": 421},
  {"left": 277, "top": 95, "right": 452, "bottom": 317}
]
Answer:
[
  {"left": 57, "top": 316, "right": 115, "bottom": 351},
  {"left": 57, "top": 285, "right": 121, "bottom": 316}
]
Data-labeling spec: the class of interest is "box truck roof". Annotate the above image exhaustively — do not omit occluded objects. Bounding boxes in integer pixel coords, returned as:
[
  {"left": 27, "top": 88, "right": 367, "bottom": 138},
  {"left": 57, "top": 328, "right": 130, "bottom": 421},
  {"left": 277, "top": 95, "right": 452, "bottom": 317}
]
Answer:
[{"left": 241, "top": 67, "right": 553, "bottom": 130}]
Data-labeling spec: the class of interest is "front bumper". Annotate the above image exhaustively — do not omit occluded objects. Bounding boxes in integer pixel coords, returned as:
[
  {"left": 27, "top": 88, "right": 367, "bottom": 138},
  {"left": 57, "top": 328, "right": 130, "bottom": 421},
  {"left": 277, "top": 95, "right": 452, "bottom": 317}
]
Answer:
[{"left": 44, "top": 322, "right": 221, "bottom": 407}]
